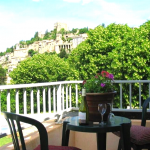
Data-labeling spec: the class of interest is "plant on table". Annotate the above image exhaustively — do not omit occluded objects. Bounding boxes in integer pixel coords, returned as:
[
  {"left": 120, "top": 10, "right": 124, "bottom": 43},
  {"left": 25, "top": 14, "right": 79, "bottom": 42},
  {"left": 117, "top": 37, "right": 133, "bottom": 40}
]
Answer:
[{"left": 83, "top": 71, "right": 115, "bottom": 93}]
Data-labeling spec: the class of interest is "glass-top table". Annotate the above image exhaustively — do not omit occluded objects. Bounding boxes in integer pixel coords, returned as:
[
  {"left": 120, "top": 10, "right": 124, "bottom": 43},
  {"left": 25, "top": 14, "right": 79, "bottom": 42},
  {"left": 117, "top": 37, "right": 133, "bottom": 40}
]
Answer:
[{"left": 62, "top": 116, "right": 131, "bottom": 150}]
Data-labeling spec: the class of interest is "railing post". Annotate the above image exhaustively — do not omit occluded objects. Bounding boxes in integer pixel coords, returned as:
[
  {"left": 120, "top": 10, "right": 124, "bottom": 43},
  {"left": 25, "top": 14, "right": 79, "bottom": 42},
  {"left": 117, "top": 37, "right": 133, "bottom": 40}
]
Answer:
[
  {"left": 139, "top": 83, "right": 141, "bottom": 108},
  {"left": 120, "top": 83, "right": 122, "bottom": 109},
  {"left": 43, "top": 87, "right": 46, "bottom": 114},
  {"left": 37, "top": 87, "right": 40, "bottom": 114},
  {"left": 23, "top": 88, "right": 27, "bottom": 114},
  {"left": 48, "top": 87, "right": 51, "bottom": 113},
  {"left": 148, "top": 83, "right": 150, "bottom": 109},
  {"left": 76, "top": 84, "right": 78, "bottom": 108},
  {"left": 62, "top": 85, "right": 64, "bottom": 110},
  {"left": 30, "top": 88, "right": 34, "bottom": 114},
  {"left": 7, "top": 89, "right": 10, "bottom": 112},
  {"left": 129, "top": 83, "right": 132, "bottom": 109},
  {"left": 69, "top": 85, "right": 72, "bottom": 108},
  {"left": 16, "top": 89, "right": 19, "bottom": 114},
  {"left": 66, "top": 85, "right": 68, "bottom": 109},
  {"left": 57, "top": 84, "right": 62, "bottom": 113},
  {"left": 53, "top": 86, "right": 56, "bottom": 113}
]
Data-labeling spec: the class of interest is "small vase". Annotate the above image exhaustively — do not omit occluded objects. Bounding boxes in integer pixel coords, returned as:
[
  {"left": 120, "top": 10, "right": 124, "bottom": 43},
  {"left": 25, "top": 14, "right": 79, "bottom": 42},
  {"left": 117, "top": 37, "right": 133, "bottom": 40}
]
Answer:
[{"left": 86, "top": 91, "right": 116, "bottom": 122}]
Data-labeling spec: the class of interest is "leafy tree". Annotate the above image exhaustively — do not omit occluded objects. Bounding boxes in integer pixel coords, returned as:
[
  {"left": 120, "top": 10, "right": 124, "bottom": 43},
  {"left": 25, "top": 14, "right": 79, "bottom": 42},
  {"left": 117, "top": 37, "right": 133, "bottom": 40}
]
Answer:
[
  {"left": 62, "top": 36, "right": 66, "bottom": 42},
  {"left": 26, "top": 32, "right": 42, "bottom": 45},
  {"left": 28, "top": 49, "right": 38, "bottom": 57},
  {"left": 71, "top": 28, "right": 78, "bottom": 34},
  {"left": 7, "top": 54, "right": 79, "bottom": 113},
  {"left": 68, "top": 21, "right": 150, "bottom": 108},
  {"left": 102, "top": 23, "right": 105, "bottom": 28},
  {"left": 67, "top": 37, "right": 73, "bottom": 42},
  {"left": 6, "top": 46, "right": 14, "bottom": 53},
  {"left": 58, "top": 48, "right": 68, "bottom": 59},
  {"left": 58, "top": 28, "right": 66, "bottom": 36},
  {"left": 44, "top": 51, "right": 57, "bottom": 55},
  {"left": 79, "top": 27, "right": 88, "bottom": 34},
  {"left": 51, "top": 29, "right": 57, "bottom": 40},
  {"left": 9, "top": 53, "right": 79, "bottom": 84},
  {"left": 34, "top": 32, "right": 39, "bottom": 40},
  {"left": 19, "top": 40, "right": 26, "bottom": 45},
  {"left": 26, "top": 40, "right": 33, "bottom": 45},
  {"left": 0, "top": 52, "right": 6, "bottom": 56},
  {"left": 43, "top": 30, "right": 51, "bottom": 40},
  {"left": 0, "top": 65, "right": 6, "bottom": 85}
]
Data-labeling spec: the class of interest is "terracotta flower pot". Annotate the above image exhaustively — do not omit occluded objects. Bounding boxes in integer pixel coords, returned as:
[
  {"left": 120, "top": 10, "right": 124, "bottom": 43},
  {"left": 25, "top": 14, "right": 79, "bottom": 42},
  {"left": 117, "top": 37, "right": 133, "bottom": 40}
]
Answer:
[{"left": 86, "top": 91, "right": 117, "bottom": 122}]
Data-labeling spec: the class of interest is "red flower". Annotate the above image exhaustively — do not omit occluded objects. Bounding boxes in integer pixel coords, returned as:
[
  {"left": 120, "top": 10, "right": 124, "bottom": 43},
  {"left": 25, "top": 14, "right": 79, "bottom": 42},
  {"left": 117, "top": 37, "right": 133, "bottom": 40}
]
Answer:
[
  {"left": 101, "top": 71, "right": 109, "bottom": 77},
  {"left": 83, "top": 80, "right": 86, "bottom": 85},
  {"left": 95, "top": 75, "right": 98, "bottom": 78}
]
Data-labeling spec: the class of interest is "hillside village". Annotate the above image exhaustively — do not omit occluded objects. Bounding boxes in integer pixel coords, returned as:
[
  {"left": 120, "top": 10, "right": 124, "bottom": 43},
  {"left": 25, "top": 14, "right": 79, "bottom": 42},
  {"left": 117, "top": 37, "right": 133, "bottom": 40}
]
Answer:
[{"left": 0, "top": 22, "right": 88, "bottom": 84}]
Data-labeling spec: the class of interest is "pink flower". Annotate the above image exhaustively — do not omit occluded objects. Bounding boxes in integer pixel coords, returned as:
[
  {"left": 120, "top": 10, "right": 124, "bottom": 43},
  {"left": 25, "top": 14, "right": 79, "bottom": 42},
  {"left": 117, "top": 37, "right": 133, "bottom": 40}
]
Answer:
[
  {"left": 101, "top": 83, "right": 105, "bottom": 87},
  {"left": 108, "top": 74, "right": 114, "bottom": 80}
]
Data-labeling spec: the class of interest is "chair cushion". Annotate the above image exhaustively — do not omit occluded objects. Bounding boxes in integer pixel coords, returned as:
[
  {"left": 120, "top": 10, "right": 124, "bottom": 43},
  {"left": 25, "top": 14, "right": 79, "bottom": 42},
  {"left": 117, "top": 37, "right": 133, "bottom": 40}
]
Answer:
[
  {"left": 34, "top": 145, "right": 81, "bottom": 150},
  {"left": 130, "top": 125, "right": 150, "bottom": 145},
  {"left": 113, "top": 125, "right": 150, "bottom": 145}
]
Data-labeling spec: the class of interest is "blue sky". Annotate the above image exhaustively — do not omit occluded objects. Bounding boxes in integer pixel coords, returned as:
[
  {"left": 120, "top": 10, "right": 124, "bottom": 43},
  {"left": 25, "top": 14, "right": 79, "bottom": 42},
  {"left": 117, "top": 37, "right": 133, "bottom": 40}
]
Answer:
[{"left": 0, "top": 0, "right": 150, "bottom": 52}]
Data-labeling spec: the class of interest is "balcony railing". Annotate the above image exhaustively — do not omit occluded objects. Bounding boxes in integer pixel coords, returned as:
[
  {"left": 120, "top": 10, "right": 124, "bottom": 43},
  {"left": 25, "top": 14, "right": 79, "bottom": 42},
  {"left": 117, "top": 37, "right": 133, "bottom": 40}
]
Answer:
[{"left": 1, "top": 80, "right": 150, "bottom": 136}]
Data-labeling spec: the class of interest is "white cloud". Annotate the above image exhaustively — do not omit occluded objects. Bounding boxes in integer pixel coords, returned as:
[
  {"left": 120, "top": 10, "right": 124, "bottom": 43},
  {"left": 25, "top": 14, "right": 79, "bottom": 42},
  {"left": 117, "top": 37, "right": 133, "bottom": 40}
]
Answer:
[
  {"left": 82, "top": 0, "right": 93, "bottom": 5},
  {"left": 0, "top": 12, "right": 55, "bottom": 52},
  {"left": 32, "top": 0, "right": 40, "bottom": 2},
  {"left": 82, "top": 0, "right": 147, "bottom": 27},
  {"left": 63, "top": 0, "right": 81, "bottom": 3},
  {"left": 63, "top": 0, "right": 93, "bottom": 4}
]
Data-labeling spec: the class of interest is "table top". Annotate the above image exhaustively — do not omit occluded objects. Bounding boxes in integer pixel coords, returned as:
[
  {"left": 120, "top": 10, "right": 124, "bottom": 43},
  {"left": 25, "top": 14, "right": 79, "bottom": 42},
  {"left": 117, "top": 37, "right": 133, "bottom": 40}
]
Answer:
[{"left": 63, "top": 116, "right": 131, "bottom": 133}]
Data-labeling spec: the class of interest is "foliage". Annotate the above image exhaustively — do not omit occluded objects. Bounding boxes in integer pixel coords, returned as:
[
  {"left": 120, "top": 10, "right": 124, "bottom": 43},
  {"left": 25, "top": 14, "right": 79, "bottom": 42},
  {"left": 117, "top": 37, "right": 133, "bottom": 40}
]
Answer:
[
  {"left": 71, "top": 28, "right": 78, "bottom": 34},
  {"left": 1, "top": 89, "right": 16, "bottom": 112},
  {"left": 79, "top": 27, "right": 88, "bottom": 34},
  {"left": 43, "top": 30, "right": 51, "bottom": 40},
  {"left": 9, "top": 53, "right": 79, "bottom": 84},
  {"left": 0, "top": 136, "right": 12, "bottom": 147},
  {"left": 6, "top": 53, "right": 80, "bottom": 113},
  {"left": 67, "top": 37, "right": 73, "bottom": 42},
  {"left": 0, "top": 65, "right": 6, "bottom": 85},
  {"left": 102, "top": 23, "right": 105, "bottom": 28},
  {"left": 0, "top": 46, "right": 14, "bottom": 56},
  {"left": 68, "top": 21, "right": 150, "bottom": 108},
  {"left": 58, "top": 48, "right": 68, "bottom": 59},
  {"left": 83, "top": 71, "right": 114, "bottom": 93},
  {"left": 28, "top": 49, "right": 38, "bottom": 57},
  {"left": 19, "top": 40, "right": 26, "bottom": 45},
  {"left": 6, "top": 46, "right": 14, "bottom": 53},
  {"left": 26, "top": 32, "right": 42, "bottom": 45},
  {"left": 0, "top": 52, "right": 6, "bottom": 56},
  {"left": 58, "top": 28, "right": 66, "bottom": 36},
  {"left": 51, "top": 29, "right": 57, "bottom": 40},
  {"left": 62, "top": 36, "right": 66, "bottom": 42}
]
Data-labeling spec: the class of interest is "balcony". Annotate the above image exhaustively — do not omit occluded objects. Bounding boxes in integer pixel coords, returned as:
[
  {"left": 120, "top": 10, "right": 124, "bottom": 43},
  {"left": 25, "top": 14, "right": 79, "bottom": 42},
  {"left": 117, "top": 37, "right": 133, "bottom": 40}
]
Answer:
[{"left": 0, "top": 80, "right": 150, "bottom": 150}]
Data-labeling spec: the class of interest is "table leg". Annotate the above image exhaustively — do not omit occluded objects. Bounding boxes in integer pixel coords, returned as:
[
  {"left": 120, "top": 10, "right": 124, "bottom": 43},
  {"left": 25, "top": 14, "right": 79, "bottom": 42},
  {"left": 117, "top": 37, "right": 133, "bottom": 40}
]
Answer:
[
  {"left": 97, "top": 133, "right": 106, "bottom": 150},
  {"left": 62, "top": 121, "right": 70, "bottom": 146},
  {"left": 120, "top": 123, "right": 131, "bottom": 150}
]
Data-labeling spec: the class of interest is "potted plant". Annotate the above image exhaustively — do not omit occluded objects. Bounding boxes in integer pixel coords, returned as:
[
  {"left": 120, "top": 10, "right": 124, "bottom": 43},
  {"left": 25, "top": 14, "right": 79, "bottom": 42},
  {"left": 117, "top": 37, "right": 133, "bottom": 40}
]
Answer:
[{"left": 82, "top": 71, "right": 116, "bottom": 122}]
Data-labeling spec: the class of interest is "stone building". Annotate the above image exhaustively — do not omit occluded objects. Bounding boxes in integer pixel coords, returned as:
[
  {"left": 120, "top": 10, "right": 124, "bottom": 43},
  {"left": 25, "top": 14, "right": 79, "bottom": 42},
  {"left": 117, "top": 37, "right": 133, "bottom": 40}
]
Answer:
[
  {"left": 38, "top": 32, "right": 45, "bottom": 38},
  {"left": 54, "top": 22, "right": 68, "bottom": 32}
]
